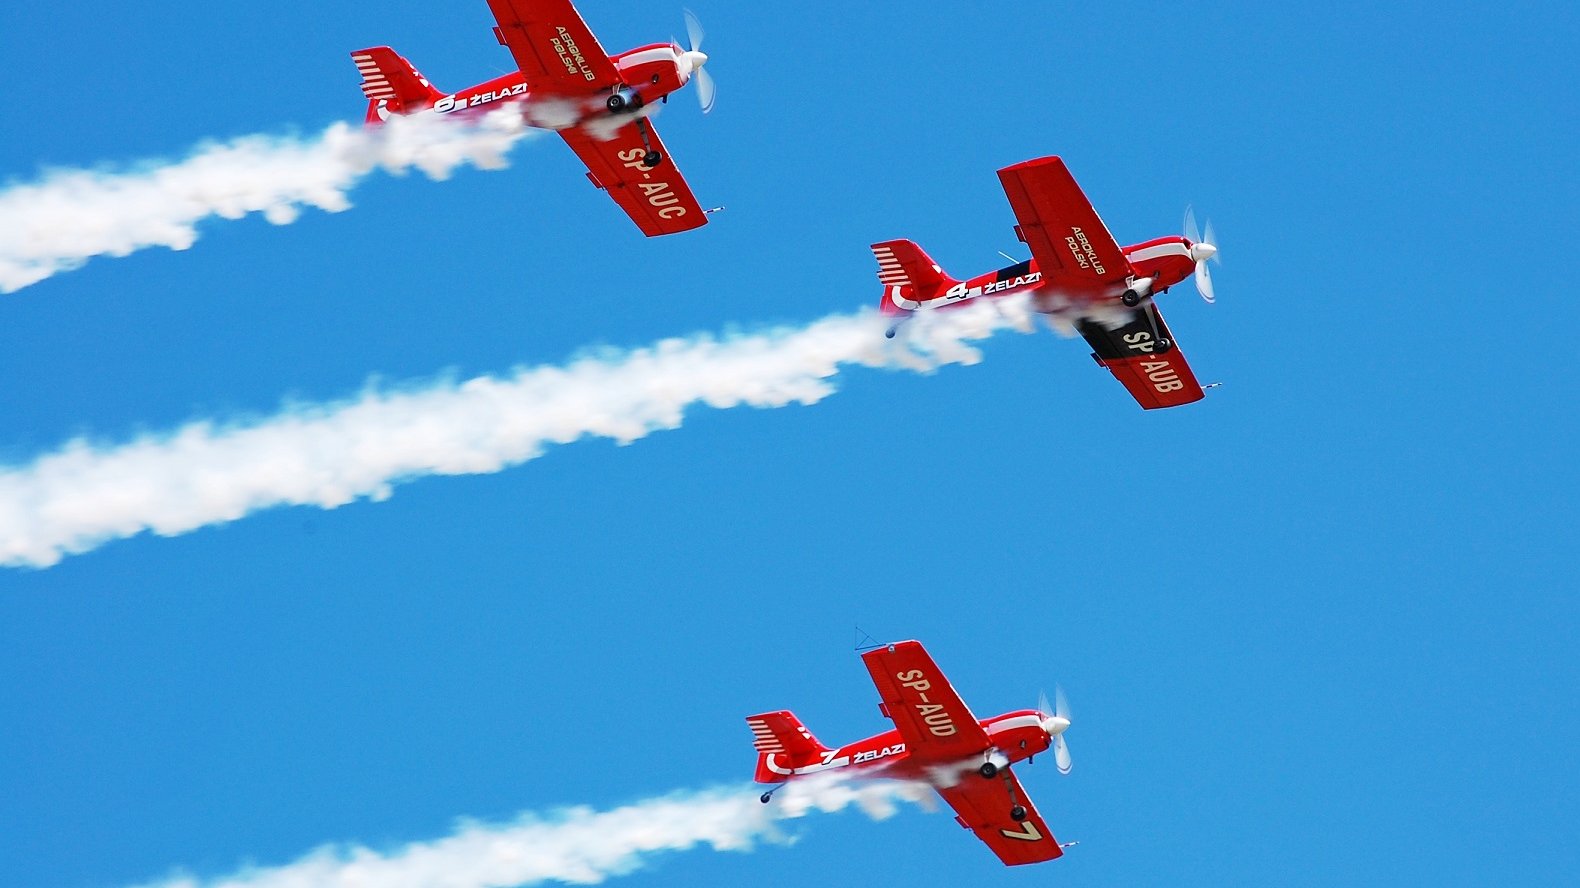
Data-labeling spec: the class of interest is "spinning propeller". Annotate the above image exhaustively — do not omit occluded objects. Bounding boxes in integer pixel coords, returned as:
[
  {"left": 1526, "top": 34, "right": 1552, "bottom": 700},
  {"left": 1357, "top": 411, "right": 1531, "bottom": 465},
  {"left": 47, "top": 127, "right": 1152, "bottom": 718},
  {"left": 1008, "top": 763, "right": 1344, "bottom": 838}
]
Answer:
[
  {"left": 1037, "top": 687, "right": 1074, "bottom": 775},
  {"left": 678, "top": 9, "right": 716, "bottom": 114},
  {"left": 1183, "top": 206, "right": 1221, "bottom": 304}
]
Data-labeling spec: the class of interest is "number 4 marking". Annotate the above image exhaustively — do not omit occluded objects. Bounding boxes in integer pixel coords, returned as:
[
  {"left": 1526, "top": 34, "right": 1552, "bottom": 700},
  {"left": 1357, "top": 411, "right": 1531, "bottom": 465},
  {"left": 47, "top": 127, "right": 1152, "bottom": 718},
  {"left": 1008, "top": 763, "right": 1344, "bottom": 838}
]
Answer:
[{"left": 1000, "top": 821, "right": 1043, "bottom": 841}]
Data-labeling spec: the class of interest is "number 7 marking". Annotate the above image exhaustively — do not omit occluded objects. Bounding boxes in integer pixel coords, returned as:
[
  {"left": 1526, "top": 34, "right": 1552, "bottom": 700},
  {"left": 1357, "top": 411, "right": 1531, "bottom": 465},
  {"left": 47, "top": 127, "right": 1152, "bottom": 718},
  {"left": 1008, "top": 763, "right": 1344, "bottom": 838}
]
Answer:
[{"left": 999, "top": 821, "right": 1043, "bottom": 842}]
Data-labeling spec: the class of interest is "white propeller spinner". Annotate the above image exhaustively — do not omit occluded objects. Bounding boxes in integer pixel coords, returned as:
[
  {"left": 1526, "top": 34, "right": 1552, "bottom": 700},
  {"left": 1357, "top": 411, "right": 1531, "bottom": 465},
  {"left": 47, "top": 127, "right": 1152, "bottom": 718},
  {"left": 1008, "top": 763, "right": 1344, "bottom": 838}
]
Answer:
[{"left": 681, "top": 50, "right": 710, "bottom": 72}]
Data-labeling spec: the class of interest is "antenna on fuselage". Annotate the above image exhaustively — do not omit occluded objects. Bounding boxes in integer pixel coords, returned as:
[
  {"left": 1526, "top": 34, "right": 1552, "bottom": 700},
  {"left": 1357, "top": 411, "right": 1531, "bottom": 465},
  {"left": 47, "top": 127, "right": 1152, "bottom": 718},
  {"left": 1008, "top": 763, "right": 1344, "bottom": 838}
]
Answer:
[
  {"left": 853, "top": 625, "right": 883, "bottom": 652},
  {"left": 997, "top": 251, "right": 1018, "bottom": 263}
]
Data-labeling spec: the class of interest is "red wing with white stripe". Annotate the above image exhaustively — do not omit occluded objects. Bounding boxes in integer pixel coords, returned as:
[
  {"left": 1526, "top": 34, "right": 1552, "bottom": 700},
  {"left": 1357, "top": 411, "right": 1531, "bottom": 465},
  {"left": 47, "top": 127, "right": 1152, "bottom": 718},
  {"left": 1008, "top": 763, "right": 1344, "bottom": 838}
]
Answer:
[
  {"left": 1077, "top": 303, "right": 1205, "bottom": 409},
  {"left": 485, "top": 0, "right": 621, "bottom": 94},
  {"left": 938, "top": 769, "right": 1063, "bottom": 866},
  {"left": 860, "top": 641, "right": 991, "bottom": 762},
  {"left": 997, "top": 156, "right": 1132, "bottom": 298},
  {"left": 562, "top": 123, "right": 707, "bottom": 236}
]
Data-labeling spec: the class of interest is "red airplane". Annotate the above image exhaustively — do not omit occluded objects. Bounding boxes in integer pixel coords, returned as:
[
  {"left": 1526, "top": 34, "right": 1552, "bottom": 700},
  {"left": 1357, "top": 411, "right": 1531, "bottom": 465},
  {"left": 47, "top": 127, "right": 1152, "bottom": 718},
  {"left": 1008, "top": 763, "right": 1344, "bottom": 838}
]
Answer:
[
  {"left": 351, "top": 1, "right": 716, "bottom": 237},
  {"left": 873, "top": 156, "right": 1221, "bottom": 409},
  {"left": 748, "top": 640, "right": 1075, "bottom": 867}
]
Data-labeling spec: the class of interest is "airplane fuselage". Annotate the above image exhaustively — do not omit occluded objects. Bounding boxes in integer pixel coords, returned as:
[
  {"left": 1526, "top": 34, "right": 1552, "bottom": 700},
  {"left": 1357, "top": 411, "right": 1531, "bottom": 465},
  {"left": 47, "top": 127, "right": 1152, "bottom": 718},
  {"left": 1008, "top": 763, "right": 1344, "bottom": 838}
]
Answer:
[
  {"left": 760, "top": 709, "right": 1054, "bottom": 783},
  {"left": 883, "top": 236, "right": 1201, "bottom": 315},
  {"left": 402, "top": 43, "right": 694, "bottom": 131}
]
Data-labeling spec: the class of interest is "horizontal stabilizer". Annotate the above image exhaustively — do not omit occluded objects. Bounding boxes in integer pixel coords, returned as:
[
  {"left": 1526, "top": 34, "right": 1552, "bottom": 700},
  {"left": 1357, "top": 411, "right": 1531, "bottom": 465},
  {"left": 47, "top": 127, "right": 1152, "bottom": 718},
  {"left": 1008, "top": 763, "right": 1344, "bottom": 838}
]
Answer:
[
  {"left": 870, "top": 239, "right": 954, "bottom": 292},
  {"left": 745, "top": 710, "right": 827, "bottom": 759},
  {"left": 349, "top": 46, "right": 445, "bottom": 116}
]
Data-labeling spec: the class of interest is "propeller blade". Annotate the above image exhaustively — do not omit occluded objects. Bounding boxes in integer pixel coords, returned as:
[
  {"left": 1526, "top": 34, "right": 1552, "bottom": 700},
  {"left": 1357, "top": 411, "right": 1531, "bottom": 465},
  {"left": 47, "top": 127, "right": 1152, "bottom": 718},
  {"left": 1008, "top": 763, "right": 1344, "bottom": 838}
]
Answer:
[
  {"left": 1203, "top": 219, "right": 1220, "bottom": 265},
  {"left": 1183, "top": 205, "right": 1201, "bottom": 246},
  {"left": 1041, "top": 686, "right": 1072, "bottom": 773},
  {"left": 694, "top": 66, "right": 716, "bottom": 114},
  {"left": 683, "top": 8, "right": 705, "bottom": 52},
  {"left": 1195, "top": 260, "right": 1216, "bottom": 303}
]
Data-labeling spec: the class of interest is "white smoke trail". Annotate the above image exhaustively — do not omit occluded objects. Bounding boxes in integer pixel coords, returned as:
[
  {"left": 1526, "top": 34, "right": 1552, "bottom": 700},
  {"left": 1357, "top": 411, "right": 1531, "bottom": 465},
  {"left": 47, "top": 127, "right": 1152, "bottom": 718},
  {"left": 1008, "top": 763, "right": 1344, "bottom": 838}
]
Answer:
[
  {"left": 0, "top": 298, "right": 1037, "bottom": 568},
  {"left": 135, "top": 776, "right": 934, "bottom": 888},
  {"left": 0, "top": 108, "right": 533, "bottom": 293}
]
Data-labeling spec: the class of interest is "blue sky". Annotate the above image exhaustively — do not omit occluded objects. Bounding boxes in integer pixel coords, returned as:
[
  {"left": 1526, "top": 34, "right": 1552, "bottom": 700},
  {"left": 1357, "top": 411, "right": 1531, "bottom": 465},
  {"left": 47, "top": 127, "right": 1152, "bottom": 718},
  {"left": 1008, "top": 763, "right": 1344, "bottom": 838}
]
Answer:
[{"left": 2, "top": 0, "right": 1577, "bottom": 885}]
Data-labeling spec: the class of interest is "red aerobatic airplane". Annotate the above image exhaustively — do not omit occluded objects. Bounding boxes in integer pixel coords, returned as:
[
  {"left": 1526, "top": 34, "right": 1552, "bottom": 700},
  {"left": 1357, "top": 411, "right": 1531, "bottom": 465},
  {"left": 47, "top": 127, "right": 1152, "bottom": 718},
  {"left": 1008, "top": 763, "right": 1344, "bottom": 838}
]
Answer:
[
  {"left": 873, "top": 156, "right": 1222, "bottom": 409},
  {"left": 748, "top": 640, "right": 1075, "bottom": 867},
  {"left": 351, "top": 1, "right": 716, "bottom": 237}
]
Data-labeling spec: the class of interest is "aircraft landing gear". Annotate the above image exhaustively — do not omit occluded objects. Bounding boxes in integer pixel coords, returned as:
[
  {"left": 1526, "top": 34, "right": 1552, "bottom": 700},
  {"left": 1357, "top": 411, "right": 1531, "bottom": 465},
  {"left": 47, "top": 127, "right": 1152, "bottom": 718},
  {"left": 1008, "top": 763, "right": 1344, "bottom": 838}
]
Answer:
[
  {"left": 1010, "top": 805, "right": 1028, "bottom": 822},
  {"left": 1121, "top": 276, "right": 1156, "bottom": 308},
  {"left": 979, "top": 762, "right": 999, "bottom": 779},
  {"left": 759, "top": 791, "right": 773, "bottom": 804},
  {"left": 635, "top": 118, "right": 663, "bottom": 169},
  {"left": 606, "top": 89, "right": 644, "bottom": 113}
]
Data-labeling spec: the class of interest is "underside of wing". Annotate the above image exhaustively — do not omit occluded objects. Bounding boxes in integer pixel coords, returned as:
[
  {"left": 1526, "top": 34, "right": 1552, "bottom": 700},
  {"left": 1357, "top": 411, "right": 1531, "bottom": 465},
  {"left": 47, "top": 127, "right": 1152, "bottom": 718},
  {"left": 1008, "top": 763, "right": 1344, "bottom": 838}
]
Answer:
[
  {"left": 938, "top": 769, "right": 1063, "bottom": 866},
  {"left": 486, "top": 0, "right": 621, "bottom": 93},
  {"left": 561, "top": 121, "right": 707, "bottom": 237},
  {"left": 997, "top": 156, "right": 1131, "bottom": 298},
  {"left": 1078, "top": 303, "right": 1205, "bottom": 409},
  {"left": 861, "top": 641, "right": 990, "bottom": 763}
]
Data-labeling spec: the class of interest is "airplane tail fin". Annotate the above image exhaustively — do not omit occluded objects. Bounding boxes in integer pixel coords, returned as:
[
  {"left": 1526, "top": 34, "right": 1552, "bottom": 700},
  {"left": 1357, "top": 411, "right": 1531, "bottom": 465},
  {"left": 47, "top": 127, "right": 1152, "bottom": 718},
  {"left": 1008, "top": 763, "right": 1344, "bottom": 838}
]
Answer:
[
  {"left": 871, "top": 239, "right": 960, "bottom": 317},
  {"left": 746, "top": 710, "right": 831, "bottom": 783},
  {"left": 350, "top": 46, "right": 446, "bottom": 124}
]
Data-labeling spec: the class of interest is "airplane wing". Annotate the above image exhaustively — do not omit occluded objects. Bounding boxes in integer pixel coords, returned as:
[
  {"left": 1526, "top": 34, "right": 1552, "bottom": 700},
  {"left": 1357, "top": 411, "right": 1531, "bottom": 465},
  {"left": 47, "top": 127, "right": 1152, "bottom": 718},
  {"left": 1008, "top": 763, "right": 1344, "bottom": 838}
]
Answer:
[
  {"left": 997, "top": 156, "right": 1132, "bottom": 298},
  {"left": 938, "top": 769, "right": 1064, "bottom": 866},
  {"left": 562, "top": 122, "right": 708, "bottom": 237},
  {"left": 861, "top": 640, "right": 991, "bottom": 762},
  {"left": 1078, "top": 303, "right": 1206, "bottom": 409},
  {"left": 485, "top": 0, "right": 622, "bottom": 94}
]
